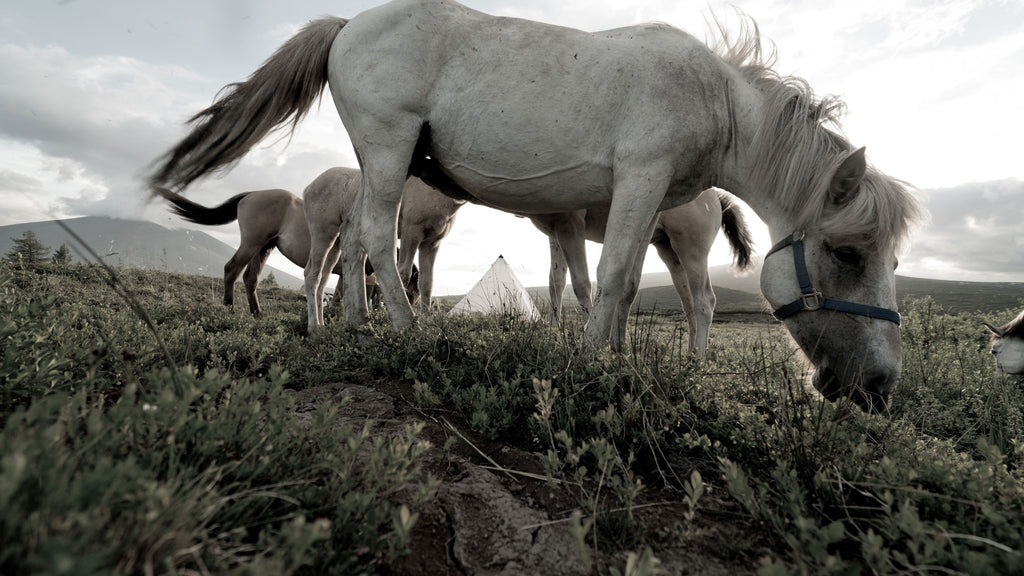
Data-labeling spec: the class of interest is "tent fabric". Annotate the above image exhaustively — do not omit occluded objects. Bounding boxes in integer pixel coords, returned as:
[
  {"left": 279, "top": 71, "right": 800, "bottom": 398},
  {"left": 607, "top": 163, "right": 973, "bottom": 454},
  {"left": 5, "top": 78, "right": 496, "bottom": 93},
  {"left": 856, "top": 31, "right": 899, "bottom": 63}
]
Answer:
[{"left": 448, "top": 256, "right": 541, "bottom": 320}]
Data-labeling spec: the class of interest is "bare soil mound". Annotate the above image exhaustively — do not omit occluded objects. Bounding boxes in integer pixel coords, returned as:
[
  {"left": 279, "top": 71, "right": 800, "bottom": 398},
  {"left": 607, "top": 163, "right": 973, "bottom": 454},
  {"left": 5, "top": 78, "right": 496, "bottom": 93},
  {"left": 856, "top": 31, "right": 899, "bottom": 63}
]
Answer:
[{"left": 286, "top": 381, "right": 770, "bottom": 575}]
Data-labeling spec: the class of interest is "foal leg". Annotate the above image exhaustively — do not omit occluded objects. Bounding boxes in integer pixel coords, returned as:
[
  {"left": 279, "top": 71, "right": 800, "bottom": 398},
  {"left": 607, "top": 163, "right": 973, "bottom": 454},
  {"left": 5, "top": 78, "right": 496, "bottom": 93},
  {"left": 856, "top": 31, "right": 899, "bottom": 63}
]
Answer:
[
  {"left": 547, "top": 235, "right": 569, "bottom": 324},
  {"left": 552, "top": 211, "right": 592, "bottom": 324},
  {"left": 243, "top": 245, "right": 274, "bottom": 316},
  {"left": 417, "top": 241, "right": 441, "bottom": 309},
  {"left": 398, "top": 232, "right": 423, "bottom": 305},
  {"left": 305, "top": 217, "right": 340, "bottom": 335},
  {"left": 678, "top": 246, "right": 715, "bottom": 360},
  {"left": 321, "top": 238, "right": 343, "bottom": 312},
  {"left": 653, "top": 240, "right": 699, "bottom": 356},
  {"left": 223, "top": 245, "right": 261, "bottom": 310}
]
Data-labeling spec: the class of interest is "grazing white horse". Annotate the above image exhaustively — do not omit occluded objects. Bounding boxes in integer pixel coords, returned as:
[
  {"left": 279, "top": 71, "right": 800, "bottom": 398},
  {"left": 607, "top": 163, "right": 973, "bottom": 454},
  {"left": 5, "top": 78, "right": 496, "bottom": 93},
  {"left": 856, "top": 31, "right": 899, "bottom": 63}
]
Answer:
[
  {"left": 529, "top": 189, "right": 754, "bottom": 358},
  {"left": 148, "top": 0, "right": 923, "bottom": 411},
  {"left": 303, "top": 167, "right": 461, "bottom": 334},
  {"left": 984, "top": 310, "right": 1024, "bottom": 375}
]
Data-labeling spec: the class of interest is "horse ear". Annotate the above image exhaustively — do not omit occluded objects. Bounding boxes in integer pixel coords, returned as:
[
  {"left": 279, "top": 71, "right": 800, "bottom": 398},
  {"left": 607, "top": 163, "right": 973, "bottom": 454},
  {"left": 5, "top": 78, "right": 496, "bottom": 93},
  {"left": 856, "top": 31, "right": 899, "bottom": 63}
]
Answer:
[
  {"left": 983, "top": 322, "right": 1005, "bottom": 337},
  {"left": 829, "top": 147, "right": 867, "bottom": 205}
]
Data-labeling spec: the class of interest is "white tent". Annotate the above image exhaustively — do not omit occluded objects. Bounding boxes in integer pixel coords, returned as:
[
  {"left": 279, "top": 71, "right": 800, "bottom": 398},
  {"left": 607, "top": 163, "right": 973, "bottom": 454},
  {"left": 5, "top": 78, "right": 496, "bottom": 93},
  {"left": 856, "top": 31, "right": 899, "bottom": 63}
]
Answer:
[{"left": 448, "top": 255, "right": 541, "bottom": 320}]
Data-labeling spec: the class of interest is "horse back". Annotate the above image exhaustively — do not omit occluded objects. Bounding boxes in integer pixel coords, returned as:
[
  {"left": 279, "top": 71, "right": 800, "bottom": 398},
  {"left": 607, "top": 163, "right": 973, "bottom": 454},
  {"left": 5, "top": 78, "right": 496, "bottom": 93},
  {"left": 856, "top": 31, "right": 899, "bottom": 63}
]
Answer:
[{"left": 332, "top": 0, "right": 732, "bottom": 212}]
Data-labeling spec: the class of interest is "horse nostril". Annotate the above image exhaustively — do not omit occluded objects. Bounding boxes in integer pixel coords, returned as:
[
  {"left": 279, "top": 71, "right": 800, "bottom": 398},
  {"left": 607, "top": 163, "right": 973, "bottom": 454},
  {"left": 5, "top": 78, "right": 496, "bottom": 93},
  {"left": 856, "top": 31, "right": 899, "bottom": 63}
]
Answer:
[{"left": 860, "top": 369, "right": 897, "bottom": 413}]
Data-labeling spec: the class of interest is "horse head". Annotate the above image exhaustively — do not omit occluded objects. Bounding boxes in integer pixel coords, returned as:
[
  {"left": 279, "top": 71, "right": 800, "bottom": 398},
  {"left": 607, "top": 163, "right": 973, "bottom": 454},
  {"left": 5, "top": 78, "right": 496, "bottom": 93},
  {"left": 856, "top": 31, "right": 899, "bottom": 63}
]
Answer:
[
  {"left": 984, "top": 311, "right": 1024, "bottom": 375},
  {"left": 759, "top": 148, "right": 911, "bottom": 413}
]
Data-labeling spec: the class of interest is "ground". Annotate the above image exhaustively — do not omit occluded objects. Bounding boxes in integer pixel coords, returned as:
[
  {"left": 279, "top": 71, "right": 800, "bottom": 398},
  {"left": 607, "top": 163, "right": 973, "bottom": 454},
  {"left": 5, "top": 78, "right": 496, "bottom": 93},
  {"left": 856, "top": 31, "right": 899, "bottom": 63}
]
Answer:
[{"left": 286, "top": 379, "right": 773, "bottom": 575}]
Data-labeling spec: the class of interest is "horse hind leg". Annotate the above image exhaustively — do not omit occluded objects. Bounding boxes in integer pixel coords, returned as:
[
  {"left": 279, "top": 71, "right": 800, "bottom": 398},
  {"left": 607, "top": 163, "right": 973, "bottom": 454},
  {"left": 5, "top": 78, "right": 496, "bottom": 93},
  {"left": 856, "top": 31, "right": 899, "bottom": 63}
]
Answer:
[
  {"left": 223, "top": 244, "right": 261, "bottom": 310},
  {"left": 243, "top": 245, "right": 274, "bottom": 316},
  {"left": 340, "top": 118, "right": 421, "bottom": 330}
]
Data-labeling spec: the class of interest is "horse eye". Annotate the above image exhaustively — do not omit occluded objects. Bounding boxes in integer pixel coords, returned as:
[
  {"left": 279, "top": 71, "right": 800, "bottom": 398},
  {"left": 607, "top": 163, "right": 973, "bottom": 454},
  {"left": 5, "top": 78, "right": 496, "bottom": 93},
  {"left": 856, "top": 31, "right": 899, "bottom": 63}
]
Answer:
[{"left": 829, "top": 245, "right": 863, "bottom": 267}]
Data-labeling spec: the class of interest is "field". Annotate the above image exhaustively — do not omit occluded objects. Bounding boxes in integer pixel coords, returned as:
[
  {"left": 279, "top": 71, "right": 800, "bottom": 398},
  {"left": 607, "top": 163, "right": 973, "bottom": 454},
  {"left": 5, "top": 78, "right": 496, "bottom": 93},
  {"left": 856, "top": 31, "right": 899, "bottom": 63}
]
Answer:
[{"left": 2, "top": 261, "right": 1023, "bottom": 575}]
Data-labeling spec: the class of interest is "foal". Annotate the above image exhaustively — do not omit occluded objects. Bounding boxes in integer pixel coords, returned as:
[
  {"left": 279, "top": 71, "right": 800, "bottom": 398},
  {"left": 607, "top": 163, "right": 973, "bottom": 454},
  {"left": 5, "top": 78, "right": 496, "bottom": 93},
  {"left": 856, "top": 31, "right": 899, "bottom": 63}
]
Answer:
[
  {"left": 529, "top": 189, "right": 753, "bottom": 358},
  {"left": 303, "top": 167, "right": 462, "bottom": 334},
  {"left": 155, "top": 185, "right": 416, "bottom": 316}
]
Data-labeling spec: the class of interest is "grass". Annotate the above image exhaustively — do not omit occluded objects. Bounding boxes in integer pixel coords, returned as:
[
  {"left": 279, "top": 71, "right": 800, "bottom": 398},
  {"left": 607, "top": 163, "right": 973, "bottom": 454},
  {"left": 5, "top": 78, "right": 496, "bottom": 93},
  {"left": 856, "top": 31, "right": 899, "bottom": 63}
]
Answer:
[{"left": 2, "top": 261, "right": 1023, "bottom": 575}]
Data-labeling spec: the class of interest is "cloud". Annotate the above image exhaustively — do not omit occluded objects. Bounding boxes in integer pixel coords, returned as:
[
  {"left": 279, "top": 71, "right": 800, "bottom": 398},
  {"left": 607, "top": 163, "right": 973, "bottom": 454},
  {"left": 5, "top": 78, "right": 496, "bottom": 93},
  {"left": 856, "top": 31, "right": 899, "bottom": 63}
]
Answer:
[
  {"left": 0, "top": 40, "right": 354, "bottom": 228},
  {"left": 901, "top": 179, "right": 1024, "bottom": 281}
]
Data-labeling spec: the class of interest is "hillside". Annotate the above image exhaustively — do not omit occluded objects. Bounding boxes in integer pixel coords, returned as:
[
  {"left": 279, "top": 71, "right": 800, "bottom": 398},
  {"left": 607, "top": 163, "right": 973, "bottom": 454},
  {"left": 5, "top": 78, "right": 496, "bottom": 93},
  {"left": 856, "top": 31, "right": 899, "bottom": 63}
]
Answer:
[
  {"left": 0, "top": 216, "right": 305, "bottom": 289},
  {"left": 5, "top": 264, "right": 1023, "bottom": 575},
  {"left": 4, "top": 216, "right": 1023, "bottom": 316}
]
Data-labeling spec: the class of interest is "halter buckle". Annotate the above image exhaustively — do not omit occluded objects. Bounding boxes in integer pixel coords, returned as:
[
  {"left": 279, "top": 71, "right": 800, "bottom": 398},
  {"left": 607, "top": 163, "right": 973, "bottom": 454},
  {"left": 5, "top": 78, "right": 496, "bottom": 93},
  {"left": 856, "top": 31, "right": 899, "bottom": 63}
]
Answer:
[{"left": 800, "top": 291, "right": 823, "bottom": 311}]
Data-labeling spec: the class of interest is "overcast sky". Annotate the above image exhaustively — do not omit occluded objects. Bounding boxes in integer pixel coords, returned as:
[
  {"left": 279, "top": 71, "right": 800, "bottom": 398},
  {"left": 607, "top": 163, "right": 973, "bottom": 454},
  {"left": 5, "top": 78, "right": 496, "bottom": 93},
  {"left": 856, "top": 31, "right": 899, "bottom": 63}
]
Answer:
[{"left": 2, "top": 0, "right": 1023, "bottom": 293}]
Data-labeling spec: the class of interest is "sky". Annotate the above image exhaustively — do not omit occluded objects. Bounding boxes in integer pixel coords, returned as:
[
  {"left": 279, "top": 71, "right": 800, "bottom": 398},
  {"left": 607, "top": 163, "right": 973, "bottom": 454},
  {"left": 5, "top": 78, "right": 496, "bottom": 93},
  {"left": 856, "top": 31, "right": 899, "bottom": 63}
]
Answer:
[{"left": 2, "top": 0, "right": 1023, "bottom": 294}]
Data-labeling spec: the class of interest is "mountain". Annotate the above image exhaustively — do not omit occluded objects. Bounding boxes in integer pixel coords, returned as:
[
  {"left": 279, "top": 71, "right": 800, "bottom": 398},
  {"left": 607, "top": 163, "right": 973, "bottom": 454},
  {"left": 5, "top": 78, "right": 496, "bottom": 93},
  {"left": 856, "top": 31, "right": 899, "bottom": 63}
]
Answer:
[
  {"left": 5, "top": 217, "right": 1023, "bottom": 316},
  {"left": 525, "top": 260, "right": 1024, "bottom": 316},
  {"left": 0, "top": 217, "right": 305, "bottom": 289}
]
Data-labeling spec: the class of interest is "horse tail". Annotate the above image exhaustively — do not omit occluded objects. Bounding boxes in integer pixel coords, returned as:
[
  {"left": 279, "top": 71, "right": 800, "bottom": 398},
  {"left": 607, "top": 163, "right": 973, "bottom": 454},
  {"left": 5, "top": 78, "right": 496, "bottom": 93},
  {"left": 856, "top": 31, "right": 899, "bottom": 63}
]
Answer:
[
  {"left": 147, "top": 17, "right": 349, "bottom": 192},
  {"left": 153, "top": 186, "right": 248, "bottom": 226},
  {"left": 718, "top": 190, "right": 754, "bottom": 271}
]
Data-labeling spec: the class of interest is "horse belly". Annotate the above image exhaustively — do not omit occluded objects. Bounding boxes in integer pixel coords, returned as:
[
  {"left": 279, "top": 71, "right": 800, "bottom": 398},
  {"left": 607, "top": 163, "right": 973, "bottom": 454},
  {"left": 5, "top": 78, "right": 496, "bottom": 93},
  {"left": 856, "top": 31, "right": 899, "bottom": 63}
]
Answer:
[
  {"left": 433, "top": 153, "right": 613, "bottom": 214},
  {"left": 425, "top": 92, "right": 620, "bottom": 213}
]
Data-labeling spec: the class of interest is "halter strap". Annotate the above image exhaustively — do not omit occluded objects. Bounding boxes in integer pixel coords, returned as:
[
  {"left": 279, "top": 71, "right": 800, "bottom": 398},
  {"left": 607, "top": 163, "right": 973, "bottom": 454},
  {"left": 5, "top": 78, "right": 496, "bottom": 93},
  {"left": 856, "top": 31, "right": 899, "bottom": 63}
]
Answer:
[{"left": 765, "top": 232, "right": 901, "bottom": 325}]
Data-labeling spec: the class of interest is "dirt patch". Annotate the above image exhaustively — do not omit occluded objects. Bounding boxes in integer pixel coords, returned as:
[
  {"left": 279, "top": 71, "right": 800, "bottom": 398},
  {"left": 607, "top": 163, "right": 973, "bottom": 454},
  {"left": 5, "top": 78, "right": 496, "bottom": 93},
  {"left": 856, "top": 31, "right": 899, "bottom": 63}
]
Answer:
[{"left": 286, "top": 381, "right": 771, "bottom": 575}]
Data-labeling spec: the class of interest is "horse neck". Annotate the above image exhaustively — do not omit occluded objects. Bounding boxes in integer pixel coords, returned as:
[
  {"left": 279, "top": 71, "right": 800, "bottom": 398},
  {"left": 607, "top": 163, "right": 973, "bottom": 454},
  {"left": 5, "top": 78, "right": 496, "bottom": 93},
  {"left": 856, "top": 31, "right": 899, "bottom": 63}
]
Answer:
[{"left": 714, "top": 77, "right": 793, "bottom": 241}]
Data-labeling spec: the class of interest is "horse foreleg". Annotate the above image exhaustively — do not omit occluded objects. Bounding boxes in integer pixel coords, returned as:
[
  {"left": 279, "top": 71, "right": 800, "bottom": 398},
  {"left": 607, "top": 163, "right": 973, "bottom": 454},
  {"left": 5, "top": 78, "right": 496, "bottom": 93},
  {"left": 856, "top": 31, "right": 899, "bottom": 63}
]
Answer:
[
  {"left": 243, "top": 245, "right": 274, "bottom": 316},
  {"left": 611, "top": 219, "right": 656, "bottom": 349},
  {"left": 585, "top": 173, "right": 669, "bottom": 350}
]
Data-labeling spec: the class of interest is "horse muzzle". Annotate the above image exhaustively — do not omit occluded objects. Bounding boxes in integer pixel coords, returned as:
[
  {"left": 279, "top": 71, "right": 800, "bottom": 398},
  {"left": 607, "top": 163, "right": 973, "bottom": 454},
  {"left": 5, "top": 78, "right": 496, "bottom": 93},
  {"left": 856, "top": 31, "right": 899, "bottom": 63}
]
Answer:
[{"left": 813, "top": 364, "right": 897, "bottom": 413}]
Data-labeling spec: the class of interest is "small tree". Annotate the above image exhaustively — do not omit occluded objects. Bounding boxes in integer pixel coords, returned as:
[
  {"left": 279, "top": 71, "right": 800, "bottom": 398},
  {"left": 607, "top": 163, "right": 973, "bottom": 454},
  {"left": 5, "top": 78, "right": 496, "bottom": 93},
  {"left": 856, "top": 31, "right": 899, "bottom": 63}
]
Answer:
[
  {"left": 263, "top": 272, "right": 279, "bottom": 287},
  {"left": 51, "top": 243, "right": 72, "bottom": 266},
  {"left": 5, "top": 231, "right": 50, "bottom": 264}
]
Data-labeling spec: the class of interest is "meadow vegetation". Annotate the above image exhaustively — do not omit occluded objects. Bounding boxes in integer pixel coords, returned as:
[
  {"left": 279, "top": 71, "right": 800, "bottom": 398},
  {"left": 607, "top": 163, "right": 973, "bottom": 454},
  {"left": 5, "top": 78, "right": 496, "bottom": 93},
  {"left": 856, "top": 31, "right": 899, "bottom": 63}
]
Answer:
[{"left": 2, "top": 261, "right": 1022, "bottom": 575}]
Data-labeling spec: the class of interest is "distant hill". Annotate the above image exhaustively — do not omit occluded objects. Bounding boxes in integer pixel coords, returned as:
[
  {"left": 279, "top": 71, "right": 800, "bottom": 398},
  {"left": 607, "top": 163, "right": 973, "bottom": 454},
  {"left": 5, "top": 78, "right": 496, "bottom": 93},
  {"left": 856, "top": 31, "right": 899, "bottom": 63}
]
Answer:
[
  {"left": 5, "top": 217, "right": 1023, "bottom": 316},
  {"left": 523, "top": 261, "right": 1024, "bottom": 316},
  {"left": 0, "top": 217, "right": 304, "bottom": 289}
]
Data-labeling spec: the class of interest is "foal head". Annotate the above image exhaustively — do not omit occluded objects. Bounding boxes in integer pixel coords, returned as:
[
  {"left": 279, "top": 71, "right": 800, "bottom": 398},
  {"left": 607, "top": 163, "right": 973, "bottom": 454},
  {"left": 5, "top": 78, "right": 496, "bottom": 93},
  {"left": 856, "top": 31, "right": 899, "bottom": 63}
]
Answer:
[{"left": 984, "top": 310, "right": 1024, "bottom": 375}]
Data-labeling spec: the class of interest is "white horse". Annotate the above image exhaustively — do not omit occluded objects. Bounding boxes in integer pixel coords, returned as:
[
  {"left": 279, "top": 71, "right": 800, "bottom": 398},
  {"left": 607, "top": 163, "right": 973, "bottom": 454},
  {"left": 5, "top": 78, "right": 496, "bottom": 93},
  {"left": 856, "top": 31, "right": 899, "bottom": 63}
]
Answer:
[
  {"left": 148, "top": 1, "right": 923, "bottom": 411},
  {"left": 302, "top": 167, "right": 462, "bottom": 334},
  {"left": 984, "top": 310, "right": 1024, "bottom": 375},
  {"left": 529, "top": 189, "right": 753, "bottom": 358}
]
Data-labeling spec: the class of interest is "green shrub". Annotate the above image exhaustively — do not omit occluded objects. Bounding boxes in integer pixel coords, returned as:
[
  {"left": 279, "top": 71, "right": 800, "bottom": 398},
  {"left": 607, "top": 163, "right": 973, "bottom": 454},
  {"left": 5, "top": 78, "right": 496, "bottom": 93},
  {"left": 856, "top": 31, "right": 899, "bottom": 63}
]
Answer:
[{"left": 0, "top": 265, "right": 434, "bottom": 575}]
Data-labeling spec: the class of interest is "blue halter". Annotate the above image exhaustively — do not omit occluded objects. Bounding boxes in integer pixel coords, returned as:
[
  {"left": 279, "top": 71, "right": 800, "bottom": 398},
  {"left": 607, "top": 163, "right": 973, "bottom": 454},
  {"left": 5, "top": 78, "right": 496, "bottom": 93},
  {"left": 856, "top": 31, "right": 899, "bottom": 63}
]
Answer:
[{"left": 764, "top": 232, "right": 901, "bottom": 325}]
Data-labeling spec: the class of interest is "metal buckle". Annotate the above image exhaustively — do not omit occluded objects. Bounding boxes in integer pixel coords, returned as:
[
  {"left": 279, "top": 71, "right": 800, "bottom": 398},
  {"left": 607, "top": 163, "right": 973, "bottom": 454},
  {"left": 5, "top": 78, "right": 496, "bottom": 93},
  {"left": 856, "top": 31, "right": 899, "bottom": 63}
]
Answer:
[{"left": 800, "top": 291, "right": 823, "bottom": 311}]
